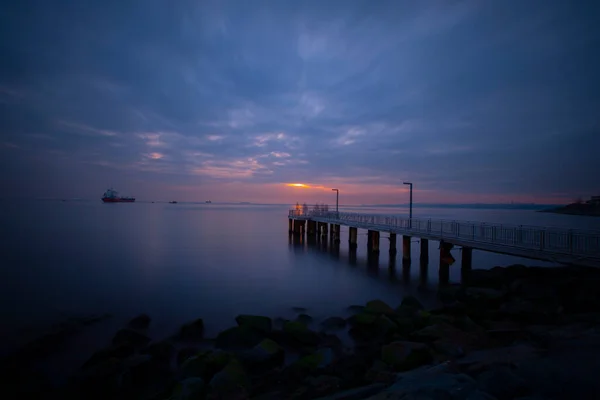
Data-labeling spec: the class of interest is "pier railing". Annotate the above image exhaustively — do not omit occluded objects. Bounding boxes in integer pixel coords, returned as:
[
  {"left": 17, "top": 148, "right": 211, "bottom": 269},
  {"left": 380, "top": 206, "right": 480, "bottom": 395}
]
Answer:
[{"left": 288, "top": 210, "right": 600, "bottom": 258}]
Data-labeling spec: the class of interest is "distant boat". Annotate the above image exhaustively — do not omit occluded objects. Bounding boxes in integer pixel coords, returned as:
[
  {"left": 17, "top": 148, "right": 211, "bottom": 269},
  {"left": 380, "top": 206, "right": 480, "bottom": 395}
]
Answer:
[
  {"left": 102, "top": 188, "right": 135, "bottom": 203},
  {"left": 205, "top": 200, "right": 212, "bottom": 204},
  {"left": 169, "top": 201, "right": 178, "bottom": 204}
]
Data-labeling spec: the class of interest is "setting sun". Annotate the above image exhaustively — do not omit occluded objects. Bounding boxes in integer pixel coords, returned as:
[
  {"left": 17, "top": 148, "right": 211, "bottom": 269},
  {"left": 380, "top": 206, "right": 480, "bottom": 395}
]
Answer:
[{"left": 286, "top": 183, "right": 309, "bottom": 188}]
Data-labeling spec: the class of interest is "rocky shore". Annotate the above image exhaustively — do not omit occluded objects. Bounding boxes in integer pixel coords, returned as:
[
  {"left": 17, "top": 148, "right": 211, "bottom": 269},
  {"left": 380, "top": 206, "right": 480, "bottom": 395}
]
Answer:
[{"left": 4, "top": 264, "right": 600, "bottom": 399}]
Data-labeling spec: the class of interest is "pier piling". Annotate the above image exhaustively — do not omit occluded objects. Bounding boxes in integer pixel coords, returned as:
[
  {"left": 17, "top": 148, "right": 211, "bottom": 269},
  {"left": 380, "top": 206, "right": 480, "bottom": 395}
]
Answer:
[
  {"left": 402, "top": 235, "right": 412, "bottom": 262},
  {"left": 349, "top": 227, "right": 358, "bottom": 251},
  {"left": 389, "top": 233, "right": 397, "bottom": 256},
  {"left": 420, "top": 239, "right": 429, "bottom": 264},
  {"left": 367, "top": 230, "right": 380, "bottom": 253}
]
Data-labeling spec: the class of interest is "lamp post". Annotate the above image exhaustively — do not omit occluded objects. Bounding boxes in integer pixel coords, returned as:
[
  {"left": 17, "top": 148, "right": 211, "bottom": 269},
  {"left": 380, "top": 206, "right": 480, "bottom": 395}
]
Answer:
[
  {"left": 331, "top": 188, "right": 339, "bottom": 213},
  {"left": 403, "top": 182, "right": 413, "bottom": 226}
]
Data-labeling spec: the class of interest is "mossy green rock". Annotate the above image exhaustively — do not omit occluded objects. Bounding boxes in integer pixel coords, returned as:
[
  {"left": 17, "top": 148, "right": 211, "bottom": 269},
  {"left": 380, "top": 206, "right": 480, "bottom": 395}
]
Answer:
[
  {"left": 381, "top": 341, "right": 433, "bottom": 371},
  {"left": 283, "top": 321, "right": 319, "bottom": 345},
  {"left": 169, "top": 377, "right": 206, "bottom": 400},
  {"left": 241, "top": 338, "right": 284, "bottom": 369},
  {"left": 293, "top": 347, "right": 334, "bottom": 371},
  {"left": 235, "top": 315, "right": 272, "bottom": 333},
  {"left": 365, "top": 300, "right": 396, "bottom": 315},
  {"left": 181, "top": 350, "right": 231, "bottom": 380},
  {"left": 209, "top": 359, "right": 250, "bottom": 395},
  {"left": 215, "top": 326, "right": 264, "bottom": 349}
]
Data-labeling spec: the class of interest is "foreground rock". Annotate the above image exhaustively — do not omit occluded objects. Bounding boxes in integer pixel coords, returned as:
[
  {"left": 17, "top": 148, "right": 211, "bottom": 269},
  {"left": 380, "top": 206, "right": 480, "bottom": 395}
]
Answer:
[{"left": 5, "top": 264, "right": 600, "bottom": 399}]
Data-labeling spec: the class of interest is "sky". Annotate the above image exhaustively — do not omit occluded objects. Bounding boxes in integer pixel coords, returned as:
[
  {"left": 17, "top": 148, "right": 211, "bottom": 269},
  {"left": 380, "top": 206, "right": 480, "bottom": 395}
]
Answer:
[{"left": 1, "top": 0, "right": 599, "bottom": 205}]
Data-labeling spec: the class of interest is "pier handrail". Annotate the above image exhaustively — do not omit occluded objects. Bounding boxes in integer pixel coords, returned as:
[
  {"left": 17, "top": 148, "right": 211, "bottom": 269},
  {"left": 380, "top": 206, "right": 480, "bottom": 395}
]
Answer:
[{"left": 288, "top": 209, "right": 600, "bottom": 258}]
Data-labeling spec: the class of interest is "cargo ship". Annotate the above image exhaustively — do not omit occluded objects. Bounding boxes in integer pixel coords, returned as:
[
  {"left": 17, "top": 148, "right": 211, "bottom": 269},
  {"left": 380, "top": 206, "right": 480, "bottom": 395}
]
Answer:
[{"left": 101, "top": 188, "right": 135, "bottom": 203}]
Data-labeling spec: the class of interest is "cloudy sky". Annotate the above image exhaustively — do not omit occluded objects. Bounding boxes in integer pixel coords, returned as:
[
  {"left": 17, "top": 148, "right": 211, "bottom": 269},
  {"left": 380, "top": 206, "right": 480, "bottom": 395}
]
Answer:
[{"left": 1, "top": 0, "right": 599, "bottom": 204}]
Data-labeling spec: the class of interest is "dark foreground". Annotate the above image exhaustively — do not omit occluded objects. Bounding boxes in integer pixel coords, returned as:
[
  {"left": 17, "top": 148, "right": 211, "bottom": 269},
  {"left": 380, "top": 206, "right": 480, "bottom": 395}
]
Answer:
[{"left": 3, "top": 264, "right": 600, "bottom": 400}]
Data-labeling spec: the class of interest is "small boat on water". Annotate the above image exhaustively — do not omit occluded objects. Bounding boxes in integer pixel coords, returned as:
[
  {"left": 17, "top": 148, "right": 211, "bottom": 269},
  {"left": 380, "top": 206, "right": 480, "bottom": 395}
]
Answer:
[
  {"left": 102, "top": 188, "right": 135, "bottom": 203},
  {"left": 205, "top": 200, "right": 212, "bottom": 204},
  {"left": 169, "top": 201, "right": 178, "bottom": 204}
]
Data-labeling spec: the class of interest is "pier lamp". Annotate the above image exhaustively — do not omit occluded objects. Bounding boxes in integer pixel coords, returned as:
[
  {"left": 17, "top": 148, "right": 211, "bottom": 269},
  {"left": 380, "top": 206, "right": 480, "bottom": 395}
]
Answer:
[
  {"left": 332, "top": 188, "right": 339, "bottom": 213},
  {"left": 403, "top": 182, "right": 413, "bottom": 223}
]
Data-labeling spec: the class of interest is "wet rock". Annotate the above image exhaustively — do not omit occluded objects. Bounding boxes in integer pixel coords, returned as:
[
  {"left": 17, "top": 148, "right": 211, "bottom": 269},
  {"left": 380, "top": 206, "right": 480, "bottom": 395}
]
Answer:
[
  {"left": 141, "top": 340, "right": 175, "bottom": 364},
  {"left": 82, "top": 343, "right": 135, "bottom": 369},
  {"left": 312, "top": 383, "right": 387, "bottom": 400},
  {"left": 477, "top": 366, "right": 530, "bottom": 400},
  {"left": 177, "top": 347, "right": 200, "bottom": 366},
  {"left": 347, "top": 312, "right": 378, "bottom": 327},
  {"left": 128, "top": 313, "right": 151, "bottom": 330},
  {"left": 347, "top": 305, "right": 366, "bottom": 313},
  {"left": 370, "top": 364, "right": 478, "bottom": 399},
  {"left": 112, "top": 328, "right": 151, "bottom": 348},
  {"left": 209, "top": 359, "right": 251, "bottom": 398},
  {"left": 178, "top": 318, "right": 205, "bottom": 341},
  {"left": 295, "top": 313, "right": 313, "bottom": 325},
  {"left": 437, "top": 284, "right": 464, "bottom": 304},
  {"left": 181, "top": 350, "right": 232, "bottom": 381},
  {"left": 169, "top": 377, "right": 206, "bottom": 400},
  {"left": 283, "top": 321, "right": 319, "bottom": 346},
  {"left": 293, "top": 347, "right": 335, "bottom": 371},
  {"left": 365, "top": 299, "right": 396, "bottom": 315},
  {"left": 215, "top": 326, "right": 264, "bottom": 350},
  {"left": 239, "top": 338, "right": 284, "bottom": 370},
  {"left": 465, "top": 267, "right": 507, "bottom": 289},
  {"left": 464, "top": 287, "right": 505, "bottom": 302},
  {"left": 400, "top": 295, "right": 424, "bottom": 310},
  {"left": 381, "top": 341, "right": 433, "bottom": 371},
  {"left": 72, "top": 357, "right": 125, "bottom": 399},
  {"left": 304, "top": 375, "right": 343, "bottom": 397},
  {"left": 456, "top": 344, "right": 543, "bottom": 374},
  {"left": 235, "top": 315, "right": 272, "bottom": 334},
  {"left": 321, "top": 317, "right": 347, "bottom": 331},
  {"left": 120, "top": 354, "right": 172, "bottom": 397},
  {"left": 365, "top": 359, "right": 396, "bottom": 384}
]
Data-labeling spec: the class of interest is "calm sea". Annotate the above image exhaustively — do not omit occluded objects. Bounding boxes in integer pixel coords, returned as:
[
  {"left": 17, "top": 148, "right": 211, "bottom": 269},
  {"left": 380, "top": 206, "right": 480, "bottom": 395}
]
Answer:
[{"left": 0, "top": 200, "right": 598, "bottom": 377}]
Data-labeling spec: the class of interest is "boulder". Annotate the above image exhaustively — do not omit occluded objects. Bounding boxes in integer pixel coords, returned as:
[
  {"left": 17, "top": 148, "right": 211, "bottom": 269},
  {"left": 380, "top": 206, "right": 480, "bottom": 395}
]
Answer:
[
  {"left": 365, "top": 359, "right": 396, "bottom": 384},
  {"left": 283, "top": 321, "right": 319, "bottom": 346},
  {"left": 465, "top": 267, "right": 508, "bottom": 289},
  {"left": 369, "top": 364, "right": 478, "bottom": 399},
  {"left": 400, "top": 296, "right": 424, "bottom": 310},
  {"left": 477, "top": 366, "right": 530, "bottom": 400},
  {"left": 381, "top": 341, "right": 433, "bottom": 371},
  {"left": 181, "top": 350, "right": 232, "bottom": 381},
  {"left": 209, "top": 359, "right": 251, "bottom": 398},
  {"left": 239, "top": 338, "right": 284, "bottom": 370},
  {"left": 178, "top": 318, "right": 205, "bottom": 341},
  {"left": 177, "top": 347, "right": 200, "bottom": 367},
  {"left": 215, "top": 326, "right": 264, "bottom": 350},
  {"left": 304, "top": 375, "right": 343, "bottom": 397},
  {"left": 128, "top": 314, "right": 151, "bottom": 330},
  {"left": 169, "top": 377, "right": 206, "bottom": 400},
  {"left": 72, "top": 357, "right": 124, "bottom": 398},
  {"left": 82, "top": 344, "right": 135, "bottom": 369},
  {"left": 365, "top": 300, "right": 395, "bottom": 315},
  {"left": 295, "top": 313, "right": 313, "bottom": 326},
  {"left": 112, "top": 328, "right": 151, "bottom": 349},
  {"left": 320, "top": 317, "right": 347, "bottom": 331},
  {"left": 141, "top": 340, "right": 175, "bottom": 364},
  {"left": 120, "top": 354, "right": 172, "bottom": 397},
  {"left": 293, "top": 347, "right": 335, "bottom": 371},
  {"left": 235, "top": 315, "right": 272, "bottom": 334}
]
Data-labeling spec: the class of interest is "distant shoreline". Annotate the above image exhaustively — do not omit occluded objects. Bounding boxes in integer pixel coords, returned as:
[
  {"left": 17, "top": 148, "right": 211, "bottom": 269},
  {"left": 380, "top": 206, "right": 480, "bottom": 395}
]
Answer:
[{"left": 538, "top": 204, "right": 600, "bottom": 217}]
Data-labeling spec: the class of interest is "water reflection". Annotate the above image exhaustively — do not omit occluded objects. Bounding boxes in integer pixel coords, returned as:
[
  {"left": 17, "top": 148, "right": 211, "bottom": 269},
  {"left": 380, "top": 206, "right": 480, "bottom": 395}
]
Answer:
[{"left": 290, "top": 234, "right": 436, "bottom": 287}]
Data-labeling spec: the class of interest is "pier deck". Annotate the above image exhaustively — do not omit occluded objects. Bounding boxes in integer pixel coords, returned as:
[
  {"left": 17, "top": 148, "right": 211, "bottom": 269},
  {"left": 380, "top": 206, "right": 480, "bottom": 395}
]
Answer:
[{"left": 289, "top": 210, "right": 600, "bottom": 268}]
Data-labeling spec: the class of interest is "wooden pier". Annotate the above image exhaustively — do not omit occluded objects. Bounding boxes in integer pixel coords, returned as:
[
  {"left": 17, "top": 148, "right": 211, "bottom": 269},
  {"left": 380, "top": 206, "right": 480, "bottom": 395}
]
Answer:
[{"left": 288, "top": 210, "right": 600, "bottom": 271}]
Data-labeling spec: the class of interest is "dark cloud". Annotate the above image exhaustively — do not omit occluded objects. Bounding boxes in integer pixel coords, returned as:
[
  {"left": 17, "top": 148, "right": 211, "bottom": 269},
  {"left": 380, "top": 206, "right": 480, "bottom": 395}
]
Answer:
[{"left": 1, "top": 0, "right": 599, "bottom": 201}]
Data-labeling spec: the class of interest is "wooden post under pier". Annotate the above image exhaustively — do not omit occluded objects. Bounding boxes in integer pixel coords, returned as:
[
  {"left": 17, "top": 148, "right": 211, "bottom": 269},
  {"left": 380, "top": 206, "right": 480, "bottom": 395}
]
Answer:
[
  {"left": 420, "top": 239, "right": 429, "bottom": 264},
  {"left": 402, "top": 235, "right": 412, "bottom": 262},
  {"left": 367, "top": 230, "right": 380, "bottom": 253},
  {"left": 389, "top": 233, "right": 397, "bottom": 256},
  {"left": 349, "top": 227, "right": 358, "bottom": 251}
]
